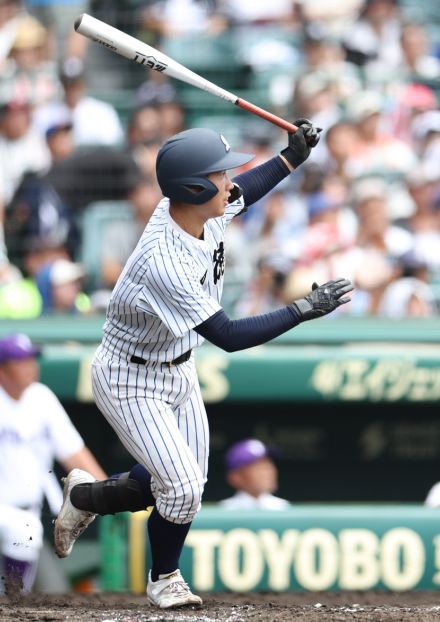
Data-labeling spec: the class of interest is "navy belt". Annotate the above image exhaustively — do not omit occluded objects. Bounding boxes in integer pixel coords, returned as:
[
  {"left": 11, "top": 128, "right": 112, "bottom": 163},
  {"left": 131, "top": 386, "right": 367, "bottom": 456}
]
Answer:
[{"left": 130, "top": 350, "right": 192, "bottom": 367}]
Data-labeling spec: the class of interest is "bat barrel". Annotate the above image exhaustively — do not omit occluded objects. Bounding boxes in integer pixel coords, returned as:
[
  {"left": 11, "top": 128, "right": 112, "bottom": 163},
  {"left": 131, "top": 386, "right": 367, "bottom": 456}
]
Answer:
[
  {"left": 74, "top": 14, "right": 298, "bottom": 134},
  {"left": 74, "top": 13, "right": 238, "bottom": 103}
]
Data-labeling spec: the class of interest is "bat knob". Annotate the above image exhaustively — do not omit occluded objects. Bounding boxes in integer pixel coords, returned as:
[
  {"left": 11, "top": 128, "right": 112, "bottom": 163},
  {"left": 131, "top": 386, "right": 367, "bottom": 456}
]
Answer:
[{"left": 74, "top": 14, "right": 84, "bottom": 32}]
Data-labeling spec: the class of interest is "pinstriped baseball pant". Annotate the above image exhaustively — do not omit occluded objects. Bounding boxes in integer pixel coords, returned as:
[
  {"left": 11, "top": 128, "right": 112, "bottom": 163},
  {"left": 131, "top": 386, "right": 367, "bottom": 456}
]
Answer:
[{"left": 91, "top": 348, "right": 209, "bottom": 524}]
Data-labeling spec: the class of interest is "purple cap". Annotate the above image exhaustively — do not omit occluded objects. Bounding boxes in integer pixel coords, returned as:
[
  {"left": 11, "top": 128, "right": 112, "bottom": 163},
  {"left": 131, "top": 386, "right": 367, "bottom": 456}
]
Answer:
[
  {"left": 225, "top": 439, "right": 272, "bottom": 472},
  {"left": 0, "top": 334, "right": 40, "bottom": 363}
]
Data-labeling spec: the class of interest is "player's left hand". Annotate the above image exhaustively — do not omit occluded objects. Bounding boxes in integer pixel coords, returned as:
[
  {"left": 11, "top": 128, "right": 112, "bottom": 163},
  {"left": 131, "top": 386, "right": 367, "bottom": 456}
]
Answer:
[
  {"left": 293, "top": 118, "right": 322, "bottom": 147},
  {"left": 280, "top": 118, "right": 322, "bottom": 169},
  {"left": 291, "top": 278, "right": 354, "bottom": 322}
]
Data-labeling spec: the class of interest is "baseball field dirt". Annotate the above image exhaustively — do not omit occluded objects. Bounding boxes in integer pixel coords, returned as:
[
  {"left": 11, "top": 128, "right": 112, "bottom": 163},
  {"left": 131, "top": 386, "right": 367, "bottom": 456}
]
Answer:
[{"left": 2, "top": 591, "right": 440, "bottom": 621}]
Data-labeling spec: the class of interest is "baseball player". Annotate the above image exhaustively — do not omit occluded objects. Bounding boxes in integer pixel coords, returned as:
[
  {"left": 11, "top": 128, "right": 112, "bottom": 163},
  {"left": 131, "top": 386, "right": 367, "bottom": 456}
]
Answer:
[
  {"left": 219, "top": 438, "right": 290, "bottom": 510},
  {"left": 54, "top": 121, "right": 353, "bottom": 609},
  {"left": 0, "top": 333, "right": 106, "bottom": 595}
]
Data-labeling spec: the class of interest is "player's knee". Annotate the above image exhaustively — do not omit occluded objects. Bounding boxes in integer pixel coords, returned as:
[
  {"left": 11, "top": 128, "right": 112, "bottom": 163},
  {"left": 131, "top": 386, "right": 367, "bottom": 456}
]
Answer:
[
  {"left": 180, "top": 479, "right": 204, "bottom": 522},
  {"left": 180, "top": 478, "right": 204, "bottom": 521},
  {"left": 161, "top": 476, "right": 205, "bottom": 523}
]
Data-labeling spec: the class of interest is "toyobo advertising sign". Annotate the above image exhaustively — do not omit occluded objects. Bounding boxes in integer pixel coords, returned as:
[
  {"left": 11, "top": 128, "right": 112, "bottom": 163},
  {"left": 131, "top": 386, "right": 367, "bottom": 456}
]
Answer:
[{"left": 102, "top": 506, "right": 440, "bottom": 593}]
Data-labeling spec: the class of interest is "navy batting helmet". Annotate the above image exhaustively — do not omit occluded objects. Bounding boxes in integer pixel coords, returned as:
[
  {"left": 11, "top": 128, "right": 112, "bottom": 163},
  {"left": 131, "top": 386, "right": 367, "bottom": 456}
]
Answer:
[{"left": 156, "top": 128, "right": 254, "bottom": 205}]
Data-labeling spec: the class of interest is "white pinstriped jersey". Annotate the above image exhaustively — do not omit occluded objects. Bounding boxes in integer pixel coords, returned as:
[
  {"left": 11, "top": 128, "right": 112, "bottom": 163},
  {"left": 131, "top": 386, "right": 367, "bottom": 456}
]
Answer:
[{"left": 100, "top": 195, "right": 245, "bottom": 363}]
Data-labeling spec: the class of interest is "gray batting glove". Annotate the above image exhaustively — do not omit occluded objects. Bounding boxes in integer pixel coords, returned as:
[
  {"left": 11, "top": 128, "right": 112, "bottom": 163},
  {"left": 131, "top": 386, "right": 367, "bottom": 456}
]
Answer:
[{"left": 291, "top": 278, "right": 354, "bottom": 322}]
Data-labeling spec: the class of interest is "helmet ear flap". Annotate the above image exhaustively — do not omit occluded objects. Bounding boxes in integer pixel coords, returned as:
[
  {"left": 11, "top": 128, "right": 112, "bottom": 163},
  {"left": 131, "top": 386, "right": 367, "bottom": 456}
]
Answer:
[{"left": 168, "top": 176, "right": 219, "bottom": 205}]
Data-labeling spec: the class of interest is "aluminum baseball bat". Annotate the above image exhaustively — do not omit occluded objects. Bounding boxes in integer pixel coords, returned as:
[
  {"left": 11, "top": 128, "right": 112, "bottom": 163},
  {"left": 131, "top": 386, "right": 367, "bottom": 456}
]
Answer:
[{"left": 74, "top": 13, "right": 298, "bottom": 133}]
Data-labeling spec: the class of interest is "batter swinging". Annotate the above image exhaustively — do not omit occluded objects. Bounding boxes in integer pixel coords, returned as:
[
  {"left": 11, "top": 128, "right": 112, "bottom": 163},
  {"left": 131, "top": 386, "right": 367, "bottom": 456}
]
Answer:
[{"left": 54, "top": 122, "right": 353, "bottom": 609}]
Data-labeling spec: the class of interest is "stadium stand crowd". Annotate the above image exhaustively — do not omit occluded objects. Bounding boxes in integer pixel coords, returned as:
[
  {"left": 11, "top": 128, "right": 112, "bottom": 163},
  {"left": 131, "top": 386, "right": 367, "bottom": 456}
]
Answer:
[{"left": 0, "top": 0, "right": 439, "bottom": 319}]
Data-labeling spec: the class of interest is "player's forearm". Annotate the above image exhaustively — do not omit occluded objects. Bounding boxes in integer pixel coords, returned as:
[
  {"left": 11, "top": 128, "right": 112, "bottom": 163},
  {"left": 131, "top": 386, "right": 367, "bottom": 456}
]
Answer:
[
  {"left": 194, "top": 307, "right": 301, "bottom": 352},
  {"left": 232, "top": 156, "right": 290, "bottom": 207}
]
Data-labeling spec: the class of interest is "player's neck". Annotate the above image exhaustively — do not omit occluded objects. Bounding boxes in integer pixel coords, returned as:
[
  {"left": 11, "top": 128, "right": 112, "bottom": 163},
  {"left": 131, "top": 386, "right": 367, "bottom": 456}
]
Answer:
[
  {"left": 0, "top": 382, "right": 24, "bottom": 401},
  {"left": 169, "top": 204, "right": 206, "bottom": 239}
]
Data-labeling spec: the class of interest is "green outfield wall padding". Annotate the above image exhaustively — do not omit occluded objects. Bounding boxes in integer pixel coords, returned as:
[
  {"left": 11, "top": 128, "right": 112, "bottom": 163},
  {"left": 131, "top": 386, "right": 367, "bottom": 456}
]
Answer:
[{"left": 100, "top": 505, "right": 440, "bottom": 593}]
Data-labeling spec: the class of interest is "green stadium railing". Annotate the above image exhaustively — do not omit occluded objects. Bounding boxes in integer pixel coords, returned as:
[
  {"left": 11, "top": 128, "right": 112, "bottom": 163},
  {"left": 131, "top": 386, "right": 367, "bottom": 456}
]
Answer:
[
  {"left": 0, "top": 316, "right": 438, "bottom": 403},
  {"left": 0, "top": 315, "right": 438, "bottom": 345}
]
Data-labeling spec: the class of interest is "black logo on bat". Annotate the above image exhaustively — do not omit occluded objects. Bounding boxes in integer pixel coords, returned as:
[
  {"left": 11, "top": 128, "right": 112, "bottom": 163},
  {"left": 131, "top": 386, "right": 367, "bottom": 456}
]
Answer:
[
  {"left": 133, "top": 52, "right": 167, "bottom": 72},
  {"left": 93, "top": 37, "right": 117, "bottom": 51}
]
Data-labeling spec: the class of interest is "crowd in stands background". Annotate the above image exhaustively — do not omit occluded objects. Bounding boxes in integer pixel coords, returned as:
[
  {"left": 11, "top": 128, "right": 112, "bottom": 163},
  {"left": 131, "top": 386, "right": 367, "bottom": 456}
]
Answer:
[{"left": 0, "top": 0, "right": 439, "bottom": 318}]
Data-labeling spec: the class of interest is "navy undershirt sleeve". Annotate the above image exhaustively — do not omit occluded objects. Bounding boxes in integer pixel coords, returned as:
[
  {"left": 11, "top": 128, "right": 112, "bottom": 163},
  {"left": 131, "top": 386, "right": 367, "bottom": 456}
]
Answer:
[
  {"left": 194, "top": 306, "right": 301, "bottom": 352},
  {"left": 233, "top": 156, "right": 290, "bottom": 207}
]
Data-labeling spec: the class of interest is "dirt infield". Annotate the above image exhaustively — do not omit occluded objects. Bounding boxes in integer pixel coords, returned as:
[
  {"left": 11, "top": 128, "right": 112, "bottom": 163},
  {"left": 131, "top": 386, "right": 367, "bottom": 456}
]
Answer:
[{"left": 2, "top": 591, "right": 440, "bottom": 621}]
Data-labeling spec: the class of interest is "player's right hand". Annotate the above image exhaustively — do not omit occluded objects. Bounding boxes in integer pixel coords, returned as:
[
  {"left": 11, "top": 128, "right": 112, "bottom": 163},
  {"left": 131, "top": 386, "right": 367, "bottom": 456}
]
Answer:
[
  {"left": 291, "top": 278, "right": 354, "bottom": 322},
  {"left": 280, "top": 118, "right": 323, "bottom": 169}
]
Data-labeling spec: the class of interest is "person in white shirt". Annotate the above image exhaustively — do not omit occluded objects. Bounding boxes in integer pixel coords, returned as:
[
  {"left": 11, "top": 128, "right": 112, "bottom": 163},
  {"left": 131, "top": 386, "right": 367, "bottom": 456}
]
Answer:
[
  {"left": 219, "top": 438, "right": 290, "bottom": 510},
  {"left": 0, "top": 333, "right": 106, "bottom": 594},
  {"left": 35, "top": 57, "right": 123, "bottom": 148}
]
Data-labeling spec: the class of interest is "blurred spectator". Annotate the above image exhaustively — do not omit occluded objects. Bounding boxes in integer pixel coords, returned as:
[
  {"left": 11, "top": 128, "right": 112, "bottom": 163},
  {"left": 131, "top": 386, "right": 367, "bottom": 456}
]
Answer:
[
  {"left": 0, "top": 255, "right": 89, "bottom": 318},
  {"left": 127, "top": 103, "right": 162, "bottom": 147},
  {"left": 282, "top": 176, "right": 356, "bottom": 302},
  {"left": 347, "top": 177, "right": 413, "bottom": 313},
  {"left": 301, "top": 23, "right": 362, "bottom": 101},
  {"left": 240, "top": 123, "right": 280, "bottom": 167},
  {"left": 26, "top": 0, "right": 90, "bottom": 60},
  {"left": 100, "top": 173, "right": 162, "bottom": 289},
  {"left": 243, "top": 186, "right": 305, "bottom": 268},
  {"left": 399, "top": 23, "right": 440, "bottom": 82},
  {"left": 36, "top": 57, "right": 123, "bottom": 147},
  {"left": 404, "top": 167, "right": 440, "bottom": 273},
  {"left": 300, "top": 0, "right": 363, "bottom": 37},
  {"left": 135, "top": 79, "right": 186, "bottom": 140},
  {"left": 34, "top": 257, "right": 89, "bottom": 314},
  {"left": 4, "top": 109, "right": 77, "bottom": 271},
  {"left": 0, "top": 332, "right": 106, "bottom": 595},
  {"left": 0, "top": 230, "right": 73, "bottom": 319},
  {"left": 411, "top": 111, "right": 440, "bottom": 182},
  {"left": 344, "top": 90, "right": 418, "bottom": 178},
  {"left": 293, "top": 73, "right": 342, "bottom": 146},
  {"left": 343, "top": 0, "right": 402, "bottom": 78},
  {"left": 0, "top": 0, "right": 24, "bottom": 68},
  {"left": 301, "top": 175, "right": 355, "bottom": 261},
  {"left": 131, "top": 138, "right": 162, "bottom": 182},
  {"left": 219, "top": 438, "right": 290, "bottom": 510},
  {"left": 220, "top": 0, "right": 296, "bottom": 26},
  {"left": 2, "top": 14, "right": 61, "bottom": 109},
  {"left": 379, "top": 251, "right": 436, "bottom": 317},
  {"left": 0, "top": 93, "right": 50, "bottom": 209},
  {"left": 4, "top": 168, "right": 77, "bottom": 272},
  {"left": 143, "top": 0, "right": 227, "bottom": 37},
  {"left": 391, "top": 82, "right": 438, "bottom": 145},
  {"left": 323, "top": 120, "right": 361, "bottom": 178},
  {"left": 44, "top": 112, "right": 74, "bottom": 164},
  {"left": 235, "top": 254, "right": 288, "bottom": 316},
  {"left": 352, "top": 177, "right": 414, "bottom": 255},
  {"left": 20, "top": 236, "right": 70, "bottom": 279}
]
